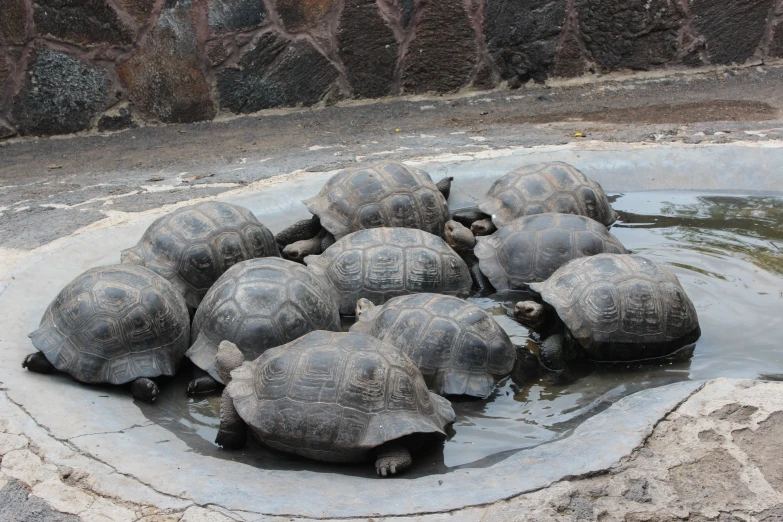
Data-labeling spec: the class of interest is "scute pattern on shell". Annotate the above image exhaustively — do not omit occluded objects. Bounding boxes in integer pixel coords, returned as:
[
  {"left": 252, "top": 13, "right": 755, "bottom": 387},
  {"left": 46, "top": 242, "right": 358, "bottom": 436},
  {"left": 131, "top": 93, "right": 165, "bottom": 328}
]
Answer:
[
  {"left": 227, "top": 331, "right": 456, "bottom": 463},
  {"left": 29, "top": 265, "right": 190, "bottom": 385},
  {"left": 477, "top": 162, "right": 618, "bottom": 227},
  {"left": 475, "top": 213, "right": 628, "bottom": 290},
  {"left": 121, "top": 202, "right": 280, "bottom": 309},
  {"left": 530, "top": 254, "right": 701, "bottom": 361},
  {"left": 187, "top": 258, "right": 341, "bottom": 383},
  {"left": 351, "top": 294, "right": 516, "bottom": 398},
  {"left": 305, "top": 228, "right": 472, "bottom": 315},
  {"left": 303, "top": 162, "right": 450, "bottom": 240}
]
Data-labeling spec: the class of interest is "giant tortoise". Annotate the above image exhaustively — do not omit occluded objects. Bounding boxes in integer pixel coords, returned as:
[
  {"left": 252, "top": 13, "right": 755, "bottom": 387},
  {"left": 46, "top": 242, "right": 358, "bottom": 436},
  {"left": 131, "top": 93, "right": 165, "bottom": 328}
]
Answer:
[
  {"left": 186, "top": 257, "right": 341, "bottom": 394},
  {"left": 514, "top": 254, "right": 701, "bottom": 371},
  {"left": 214, "top": 332, "right": 456, "bottom": 476},
  {"left": 445, "top": 213, "right": 628, "bottom": 294},
  {"left": 459, "top": 162, "right": 618, "bottom": 235},
  {"left": 278, "top": 162, "right": 452, "bottom": 261},
  {"left": 23, "top": 265, "right": 190, "bottom": 402},
  {"left": 304, "top": 227, "right": 472, "bottom": 315},
  {"left": 122, "top": 202, "right": 279, "bottom": 310},
  {"left": 351, "top": 294, "right": 516, "bottom": 398}
]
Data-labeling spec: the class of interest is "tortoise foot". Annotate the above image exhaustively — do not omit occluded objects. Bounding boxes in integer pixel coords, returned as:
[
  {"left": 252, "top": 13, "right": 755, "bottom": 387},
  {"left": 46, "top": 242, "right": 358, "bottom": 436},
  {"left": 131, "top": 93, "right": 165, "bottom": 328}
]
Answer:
[
  {"left": 215, "top": 426, "right": 247, "bottom": 450},
  {"left": 375, "top": 446, "right": 412, "bottom": 477},
  {"left": 187, "top": 376, "right": 220, "bottom": 395},
  {"left": 131, "top": 378, "right": 159, "bottom": 403},
  {"left": 22, "top": 352, "right": 55, "bottom": 374}
]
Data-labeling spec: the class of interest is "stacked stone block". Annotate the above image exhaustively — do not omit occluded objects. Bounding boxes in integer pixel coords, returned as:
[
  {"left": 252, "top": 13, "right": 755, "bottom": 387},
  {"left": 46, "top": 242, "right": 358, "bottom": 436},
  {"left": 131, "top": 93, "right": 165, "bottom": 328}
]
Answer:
[{"left": 0, "top": 0, "right": 780, "bottom": 137}]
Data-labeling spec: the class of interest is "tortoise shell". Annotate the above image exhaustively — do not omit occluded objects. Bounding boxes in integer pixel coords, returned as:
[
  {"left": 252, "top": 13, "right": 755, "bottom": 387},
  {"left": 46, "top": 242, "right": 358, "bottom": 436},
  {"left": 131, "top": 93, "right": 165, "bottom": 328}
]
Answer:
[
  {"left": 351, "top": 294, "right": 516, "bottom": 398},
  {"left": 29, "top": 265, "right": 190, "bottom": 385},
  {"left": 530, "top": 254, "right": 701, "bottom": 362},
  {"left": 187, "top": 258, "right": 341, "bottom": 383},
  {"left": 227, "top": 331, "right": 456, "bottom": 463},
  {"left": 474, "top": 213, "right": 628, "bottom": 290},
  {"left": 478, "top": 162, "right": 618, "bottom": 227},
  {"left": 303, "top": 162, "right": 450, "bottom": 240},
  {"left": 121, "top": 202, "right": 279, "bottom": 309},
  {"left": 304, "top": 228, "right": 472, "bottom": 315}
]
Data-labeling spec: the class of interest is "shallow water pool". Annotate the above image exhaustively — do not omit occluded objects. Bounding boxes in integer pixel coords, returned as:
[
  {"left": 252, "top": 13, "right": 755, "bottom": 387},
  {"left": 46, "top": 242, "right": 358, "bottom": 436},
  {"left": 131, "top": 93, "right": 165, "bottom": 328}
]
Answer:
[{"left": 141, "top": 191, "right": 783, "bottom": 477}]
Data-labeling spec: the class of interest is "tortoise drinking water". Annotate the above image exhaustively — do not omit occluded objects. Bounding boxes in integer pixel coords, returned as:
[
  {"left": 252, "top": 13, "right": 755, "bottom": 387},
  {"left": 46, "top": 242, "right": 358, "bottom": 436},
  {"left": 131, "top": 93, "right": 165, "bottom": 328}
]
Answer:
[
  {"left": 278, "top": 162, "right": 452, "bottom": 261},
  {"left": 185, "top": 257, "right": 341, "bottom": 394},
  {"left": 514, "top": 254, "right": 701, "bottom": 371},
  {"left": 458, "top": 162, "right": 618, "bottom": 236},
  {"left": 351, "top": 294, "right": 516, "bottom": 398},
  {"left": 304, "top": 227, "right": 472, "bottom": 315},
  {"left": 23, "top": 264, "right": 190, "bottom": 402},
  {"left": 215, "top": 331, "right": 456, "bottom": 476},
  {"left": 445, "top": 213, "right": 629, "bottom": 294},
  {"left": 122, "top": 202, "right": 279, "bottom": 310}
]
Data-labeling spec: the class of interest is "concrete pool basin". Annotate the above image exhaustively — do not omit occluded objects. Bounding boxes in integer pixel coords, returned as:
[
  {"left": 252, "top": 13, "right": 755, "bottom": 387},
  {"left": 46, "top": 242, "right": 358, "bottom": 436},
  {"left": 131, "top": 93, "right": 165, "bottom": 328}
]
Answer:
[{"left": 1, "top": 142, "right": 781, "bottom": 518}]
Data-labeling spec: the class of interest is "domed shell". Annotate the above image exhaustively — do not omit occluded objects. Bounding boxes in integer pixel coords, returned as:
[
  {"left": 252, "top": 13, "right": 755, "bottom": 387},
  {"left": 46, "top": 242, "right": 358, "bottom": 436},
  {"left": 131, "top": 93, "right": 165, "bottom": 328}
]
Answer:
[
  {"left": 121, "top": 202, "right": 280, "bottom": 309},
  {"left": 187, "top": 257, "right": 341, "bottom": 383},
  {"left": 304, "top": 228, "right": 472, "bottom": 315},
  {"left": 227, "top": 331, "right": 456, "bottom": 463},
  {"left": 29, "top": 265, "right": 190, "bottom": 385},
  {"left": 303, "top": 162, "right": 450, "bottom": 240},
  {"left": 477, "top": 162, "right": 618, "bottom": 228},
  {"left": 350, "top": 294, "right": 516, "bottom": 398},
  {"left": 530, "top": 254, "right": 701, "bottom": 362},
  {"left": 475, "top": 213, "right": 628, "bottom": 290}
]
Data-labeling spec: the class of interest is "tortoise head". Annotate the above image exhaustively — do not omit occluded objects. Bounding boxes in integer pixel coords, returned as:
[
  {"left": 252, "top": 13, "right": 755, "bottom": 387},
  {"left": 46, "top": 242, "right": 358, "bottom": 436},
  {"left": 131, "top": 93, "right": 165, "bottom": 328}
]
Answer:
[
  {"left": 470, "top": 218, "right": 497, "bottom": 237},
  {"left": 514, "top": 301, "right": 547, "bottom": 330},
  {"left": 215, "top": 341, "right": 245, "bottom": 384},
  {"left": 120, "top": 248, "right": 145, "bottom": 266},
  {"left": 354, "top": 298, "right": 377, "bottom": 322},
  {"left": 282, "top": 238, "right": 318, "bottom": 263},
  {"left": 445, "top": 220, "right": 476, "bottom": 253}
]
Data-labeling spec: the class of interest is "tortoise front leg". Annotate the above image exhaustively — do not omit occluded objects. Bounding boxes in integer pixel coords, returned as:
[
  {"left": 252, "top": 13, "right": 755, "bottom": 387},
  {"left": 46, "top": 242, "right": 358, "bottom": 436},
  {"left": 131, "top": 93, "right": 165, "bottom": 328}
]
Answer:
[
  {"left": 187, "top": 375, "right": 220, "bottom": 395},
  {"left": 465, "top": 253, "right": 495, "bottom": 296},
  {"left": 22, "top": 352, "right": 55, "bottom": 374},
  {"left": 130, "top": 377, "right": 159, "bottom": 403},
  {"left": 215, "top": 388, "right": 247, "bottom": 450},
  {"left": 275, "top": 216, "right": 321, "bottom": 248},
  {"left": 374, "top": 441, "right": 412, "bottom": 477},
  {"left": 539, "top": 333, "right": 569, "bottom": 372}
]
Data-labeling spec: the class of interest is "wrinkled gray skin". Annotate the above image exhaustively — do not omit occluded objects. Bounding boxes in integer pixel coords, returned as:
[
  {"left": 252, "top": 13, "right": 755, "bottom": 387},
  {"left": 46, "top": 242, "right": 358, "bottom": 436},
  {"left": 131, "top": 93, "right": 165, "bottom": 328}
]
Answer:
[
  {"left": 279, "top": 176, "right": 453, "bottom": 262},
  {"left": 22, "top": 353, "right": 160, "bottom": 402},
  {"left": 444, "top": 220, "right": 495, "bottom": 295},
  {"left": 214, "top": 341, "right": 413, "bottom": 477}
]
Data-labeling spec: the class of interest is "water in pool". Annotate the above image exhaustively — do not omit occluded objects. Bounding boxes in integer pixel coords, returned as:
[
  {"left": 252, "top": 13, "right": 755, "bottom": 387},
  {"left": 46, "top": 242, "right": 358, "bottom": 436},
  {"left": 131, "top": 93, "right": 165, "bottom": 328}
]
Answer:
[{"left": 140, "top": 191, "right": 783, "bottom": 477}]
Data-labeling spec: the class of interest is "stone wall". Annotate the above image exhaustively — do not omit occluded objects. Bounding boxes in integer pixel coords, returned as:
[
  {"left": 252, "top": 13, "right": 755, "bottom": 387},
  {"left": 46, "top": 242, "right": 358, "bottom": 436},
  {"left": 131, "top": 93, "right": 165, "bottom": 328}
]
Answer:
[{"left": 1, "top": 0, "right": 782, "bottom": 138}]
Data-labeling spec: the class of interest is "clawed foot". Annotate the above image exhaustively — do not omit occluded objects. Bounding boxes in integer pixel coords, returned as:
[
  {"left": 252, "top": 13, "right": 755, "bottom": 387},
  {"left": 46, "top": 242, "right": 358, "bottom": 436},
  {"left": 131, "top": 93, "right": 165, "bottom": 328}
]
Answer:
[
  {"left": 375, "top": 447, "right": 412, "bottom": 477},
  {"left": 215, "top": 426, "right": 247, "bottom": 450},
  {"left": 187, "top": 376, "right": 220, "bottom": 395},
  {"left": 130, "top": 378, "right": 159, "bottom": 403},
  {"left": 22, "top": 352, "right": 55, "bottom": 374}
]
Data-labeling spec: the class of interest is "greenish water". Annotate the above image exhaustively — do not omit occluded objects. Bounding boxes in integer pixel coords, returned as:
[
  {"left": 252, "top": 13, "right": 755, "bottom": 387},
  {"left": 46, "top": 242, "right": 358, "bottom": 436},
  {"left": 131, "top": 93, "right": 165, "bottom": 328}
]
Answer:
[{"left": 141, "top": 192, "right": 783, "bottom": 477}]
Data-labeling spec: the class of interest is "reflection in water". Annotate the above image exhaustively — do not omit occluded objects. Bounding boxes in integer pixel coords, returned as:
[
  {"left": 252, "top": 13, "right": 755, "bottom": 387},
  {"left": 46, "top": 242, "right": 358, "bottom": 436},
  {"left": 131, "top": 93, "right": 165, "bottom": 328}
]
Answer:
[{"left": 141, "top": 192, "right": 783, "bottom": 478}]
